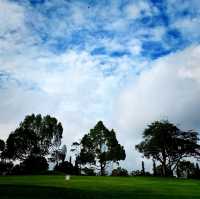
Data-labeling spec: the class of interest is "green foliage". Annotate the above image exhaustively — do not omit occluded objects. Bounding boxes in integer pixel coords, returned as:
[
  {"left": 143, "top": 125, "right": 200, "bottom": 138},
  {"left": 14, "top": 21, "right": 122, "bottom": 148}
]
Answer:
[
  {"left": 21, "top": 156, "right": 48, "bottom": 174},
  {"left": 111, "top": 167, "right": 128, "bottom": 176},
  {"left": 176, "top": 161, "right": 196, "bottom": 178},
  {"left": 0, "top": 161, "right": 13, "bottom": 175},
  {"left": 0, "top": 139, "right": 5, "bottom": 161},
  {"left": 80, "top": 121, "right": 126, "bottom": 175},
  {"left": 54, "top": 161, "right": 77, "bottom": 175},
  {"left": 153, "top": 160, "right": 157, "bottom": 176},
  {"left": 0, "top": 139, "right": 5, "bottom": 152},
  {"left": 6, "top": 114, "right": 63, "bottom": 160},
  {"left": 136, "top": 120, "right": 200, "bottom": 176},
  {"left": 49, "top": 145, "right": 67, "bottom": 165},
  {"left": 82, "top": 167, "right": 96, "bottom": 176},
  {"left": 141, "top": 161, "right": 145, "bottom": 175}
]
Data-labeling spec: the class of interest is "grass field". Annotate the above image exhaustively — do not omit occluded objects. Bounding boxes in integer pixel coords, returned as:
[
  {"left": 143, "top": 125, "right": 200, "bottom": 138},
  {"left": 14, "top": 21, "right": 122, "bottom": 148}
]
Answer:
[{"left": 0, "top": 175, "right": 200, "bottom": 199}]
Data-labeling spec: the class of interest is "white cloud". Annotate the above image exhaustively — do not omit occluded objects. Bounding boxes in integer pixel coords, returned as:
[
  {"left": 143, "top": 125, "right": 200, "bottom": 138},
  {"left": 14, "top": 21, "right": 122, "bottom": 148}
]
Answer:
[
  {"left": 124, "top": 1, "right": 152, "bottom": 20},
  {"left": 1, "top": 0, "right": 200, "bottom": 173},
  {"left": 113, "top": 45, "right": 200, "bottom": 171}
]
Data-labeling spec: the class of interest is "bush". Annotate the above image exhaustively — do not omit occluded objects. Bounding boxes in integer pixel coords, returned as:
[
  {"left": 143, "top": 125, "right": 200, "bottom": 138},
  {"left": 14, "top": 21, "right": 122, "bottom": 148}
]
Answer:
[
  {"left": 130, "top": 170, "right": 152, "bottom": 176},
  {"left": 82, "top": 167, "right": 96, "bottom": 176},
  {"left": 130, "top": 170, "right": 143, "bottom": 176},
  {"left": 54, "top": 161, "right": 77, "bottom": 174},
  {"left": 21, "top": 155, "right": 48, "bottom": 174},
  {"left": 0, "top": 161, "right": 13, "bottom": 175},
  {"left": 111, "top": 167, "right": 128, "bottom": 176}
]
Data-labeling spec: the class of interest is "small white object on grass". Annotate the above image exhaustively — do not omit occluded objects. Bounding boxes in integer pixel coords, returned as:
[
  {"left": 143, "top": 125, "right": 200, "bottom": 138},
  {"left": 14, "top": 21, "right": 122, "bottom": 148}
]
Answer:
[{"left": 65, "top": 175, "right": 71, "bottom": 181}]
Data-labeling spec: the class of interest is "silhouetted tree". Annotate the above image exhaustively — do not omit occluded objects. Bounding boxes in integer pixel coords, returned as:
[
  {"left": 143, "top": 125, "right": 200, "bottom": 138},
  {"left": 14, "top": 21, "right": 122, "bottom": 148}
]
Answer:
[
  {"left": 176, "top": 160, "right": 195, "bottom": 178},
  {"left": 0, "top": 139, "right": 5, "bottom": 161},
  {"left": 195, "top": 163, "right": 200, "bottom": 178},
  {"left": 6, "top": 114, "right": 63, "bottom": 161},
  {"left": 70, "top": 142, "right": 81, "bottom": 174},
  {"left": 21, "top": 155, "right": 48, "bottom": 174},
  {"left": 50, "top": 144, "right": 67, "bottom": 165},
  {"left": 153, "top": 160, "right": 157, "bottom": 176},
  {"left": 136, "top": 120, "right": 200, "bottom": 176},
  {"left": 80, "top": 121, "right": 126, "bottom": 175},
  {"left": 141, "top": 161, "right": 145, "bottom": 175},
  {"left": 112, "top": 167, "right": 128, "bottom": 176},
  {"left": 54, "top": 161, "right": 76, "bottom": 174},
  {"left": 0, "top": 161, "right": 13, "bottom": 175}
]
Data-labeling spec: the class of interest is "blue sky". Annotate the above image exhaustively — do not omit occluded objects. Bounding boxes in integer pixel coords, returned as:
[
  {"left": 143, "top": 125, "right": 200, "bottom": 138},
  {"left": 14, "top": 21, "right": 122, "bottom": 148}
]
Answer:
[{"left": 1, "top": 0, "right": 200, "bottom": 171}]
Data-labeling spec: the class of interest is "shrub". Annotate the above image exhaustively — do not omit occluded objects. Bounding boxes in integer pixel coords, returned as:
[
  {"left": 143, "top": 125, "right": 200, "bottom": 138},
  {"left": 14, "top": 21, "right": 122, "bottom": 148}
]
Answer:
[
  {"left": 54, "top": 161, "right": 76, "bottom": 174},
  {"left": 82, "top": 167, "right": 96, "bottom": 176},
  {"left": 21, "top": 155, "right": 48, "bottom": 174},
  {"left": 111, "top": 167, "right": 128, "bottom": 176},
  {"left": 0, "top": 161, "right": 13, "bottom": 175}
]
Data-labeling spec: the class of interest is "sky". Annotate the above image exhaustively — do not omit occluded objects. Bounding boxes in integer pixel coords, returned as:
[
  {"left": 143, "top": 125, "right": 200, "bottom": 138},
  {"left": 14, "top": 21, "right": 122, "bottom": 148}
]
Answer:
[{"left": 0, "top": 0, "right": 200, "bottom": 171}]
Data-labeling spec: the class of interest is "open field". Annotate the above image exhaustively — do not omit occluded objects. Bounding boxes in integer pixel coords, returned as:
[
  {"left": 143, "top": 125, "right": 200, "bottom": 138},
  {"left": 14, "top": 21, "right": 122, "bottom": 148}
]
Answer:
[{"left": 0, "top": 175, "right": 200, "bottom": 199}]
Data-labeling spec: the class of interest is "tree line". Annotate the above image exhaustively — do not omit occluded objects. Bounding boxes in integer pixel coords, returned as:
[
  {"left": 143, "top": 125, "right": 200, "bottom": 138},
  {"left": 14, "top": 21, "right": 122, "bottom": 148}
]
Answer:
[{"left": 0, "top": 114, "right": 200, "bottom": 178}]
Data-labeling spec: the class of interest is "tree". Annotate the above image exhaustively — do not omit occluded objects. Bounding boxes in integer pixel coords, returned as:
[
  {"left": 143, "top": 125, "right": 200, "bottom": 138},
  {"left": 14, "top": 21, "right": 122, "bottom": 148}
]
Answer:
[
  {"left": 176, "top": 160, "right": 195, "bottom": 178},
  {"left": 111, "top": 167, "right": 128, "bottom": 176},
  {"left": 54, "top": 161, "right": 75, "bottom": 174},
  {"left": 141, "top": 161, "right": 145, "bottom": 175},
  {"left": 0, "top": 139, "right": 5, "bottom": 160},
  {"left": 6, "top": 114, "right": 63, "bottom": 161},
  {"left": 50, "top": 144, "right": 67, "bottom": 165},
  {"left": 0, "top": 139, "right": 5, "bottom": 153},
  {"left": 194, "top": 163, "right": 200, "bottom": 179},
  {"left": 21, "top": 155, "right": 48, "bottom": 174},
  {"left": 135, "top": 120, "right": 200, "bottom": 176},
  {"left": 80, "top": 121, "right": 126, "bottom": 176},
  {"left": 70, "top": 142, "right": 81, "bottom": 174},
  {"left": 153, "top": 160, "right": 157, "bottom": 176}
]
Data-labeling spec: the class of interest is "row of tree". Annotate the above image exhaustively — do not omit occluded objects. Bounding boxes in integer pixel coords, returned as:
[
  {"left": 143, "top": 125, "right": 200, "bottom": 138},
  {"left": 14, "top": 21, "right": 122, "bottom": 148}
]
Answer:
[
  {"left": 0, "top": 114, "right": 126, "bottom": 176},
  {"left": 0, "top": 114, "right": 200, "bottom": 177}
]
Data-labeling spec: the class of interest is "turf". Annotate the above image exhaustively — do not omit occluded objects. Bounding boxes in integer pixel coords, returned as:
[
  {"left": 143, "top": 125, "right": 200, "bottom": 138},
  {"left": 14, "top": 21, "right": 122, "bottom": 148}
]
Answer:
[{"left": 0, "top": 175, "right": 200, "bottom": 199}]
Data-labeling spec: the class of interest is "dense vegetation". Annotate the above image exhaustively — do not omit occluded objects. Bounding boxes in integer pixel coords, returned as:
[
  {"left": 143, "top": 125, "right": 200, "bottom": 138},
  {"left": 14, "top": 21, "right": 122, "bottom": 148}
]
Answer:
[{"left": 0, "top": 114, "right": 200, "bottom": 178}]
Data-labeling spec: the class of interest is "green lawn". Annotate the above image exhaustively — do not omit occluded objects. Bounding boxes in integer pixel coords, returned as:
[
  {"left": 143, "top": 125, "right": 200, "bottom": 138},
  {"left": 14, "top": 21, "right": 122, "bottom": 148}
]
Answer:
[{"left": 0, "top": 175, "right": 200, "bottom": 199}]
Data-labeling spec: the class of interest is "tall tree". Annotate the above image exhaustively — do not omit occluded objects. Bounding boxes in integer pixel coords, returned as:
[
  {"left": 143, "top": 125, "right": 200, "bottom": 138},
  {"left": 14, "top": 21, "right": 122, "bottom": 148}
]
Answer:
[
  {"left": 6, "top": 114, "right": 63, "bottom": 161},
  {"left": 141, "top": 161, "right": 145, "bottom": 175},
  {"left": 0, "top": 139, "right": 5, "bottom": 161},
  {"left": 49, "top": 144, "right": 67, "bottom": 165},
  {"left": 80, "top": 121, "right": 126, "bottom": 175},
  {"left": 70, "top": 142, "right": 81, "bottom": 171},
  {"left": 135, "top": 120, "right": 200, "bottom": 176},
  {"left": 153, "top": 160, "right": 157, "bottom": 176}
]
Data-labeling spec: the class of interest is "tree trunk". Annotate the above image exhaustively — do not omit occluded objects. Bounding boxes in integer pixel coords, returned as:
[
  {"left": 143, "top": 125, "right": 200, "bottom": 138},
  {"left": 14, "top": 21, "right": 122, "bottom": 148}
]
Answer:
[
  {"left": 162, "top": 162, "right": 167, "bottom": 177},
  {"left": 100, "top": 161, "right": 104, "bottom": 176}
]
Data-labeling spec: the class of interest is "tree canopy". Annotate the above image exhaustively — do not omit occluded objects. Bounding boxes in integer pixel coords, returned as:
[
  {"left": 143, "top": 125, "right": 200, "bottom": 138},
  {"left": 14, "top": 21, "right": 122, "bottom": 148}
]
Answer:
[
  {"left": 135, "top": 120, "right": 200, "bottom": 176},
  {"left": 80, "top": 121, "right": 126, "bottom": 175},
  {"left": 6, "top": 114, "right": 63, "bottom": 160}
]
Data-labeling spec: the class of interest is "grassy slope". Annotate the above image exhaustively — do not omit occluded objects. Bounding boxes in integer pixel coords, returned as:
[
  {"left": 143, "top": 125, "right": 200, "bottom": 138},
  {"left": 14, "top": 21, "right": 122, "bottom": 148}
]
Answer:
[{"left": 0, "top": 175, "right": 200, "bottom": 199}]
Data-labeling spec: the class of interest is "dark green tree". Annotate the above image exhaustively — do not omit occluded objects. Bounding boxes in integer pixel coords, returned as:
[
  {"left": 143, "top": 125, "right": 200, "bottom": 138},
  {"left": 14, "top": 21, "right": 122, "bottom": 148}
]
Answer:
[
  {"left": 195, "top": 163, "right": 200, "bottom": 178},
  {"left": 176, "top": 160, "right": 195, "bottom": 178},
  {"left": 6, "top": 114, "right": 63, "bottom": 161},
  {"left": 141, "top": 161, "right": 145, "bottom": 175},
  {"left": 49, "top": 144, "right": 67, "bottom": 165},
  {"left": 80, "top": 121, "right": 126, "bottom": 176},
  {"left": 0, "top": 139, "right": 5, "bottom": 160},
  {"left": 111, "top": 167, "right": 128, "bottom": 176},
  {"left": 153, "top": 160, "right": 157, "bottom": 176},
  {"left": 135, "top": 120, "right": 200, "bottom": 176},
  {"left": 70, "top": 141, "right": 81, "bottom": 173},
  {"left": 21, "top": 156, "right": 48, "bottom": 174}
]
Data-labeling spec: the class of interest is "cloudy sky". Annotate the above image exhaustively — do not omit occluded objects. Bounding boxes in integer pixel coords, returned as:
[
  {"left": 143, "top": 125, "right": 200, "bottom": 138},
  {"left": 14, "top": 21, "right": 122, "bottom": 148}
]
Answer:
[{"left": 1, "top": 0, "right": 200, "bottom": 171}]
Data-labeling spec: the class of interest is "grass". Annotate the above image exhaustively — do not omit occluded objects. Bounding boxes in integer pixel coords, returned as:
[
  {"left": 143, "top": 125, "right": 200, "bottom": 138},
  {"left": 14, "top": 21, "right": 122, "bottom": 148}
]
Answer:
[{"left": 0, "top": 175, "right": 200, "bottom": 199}]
